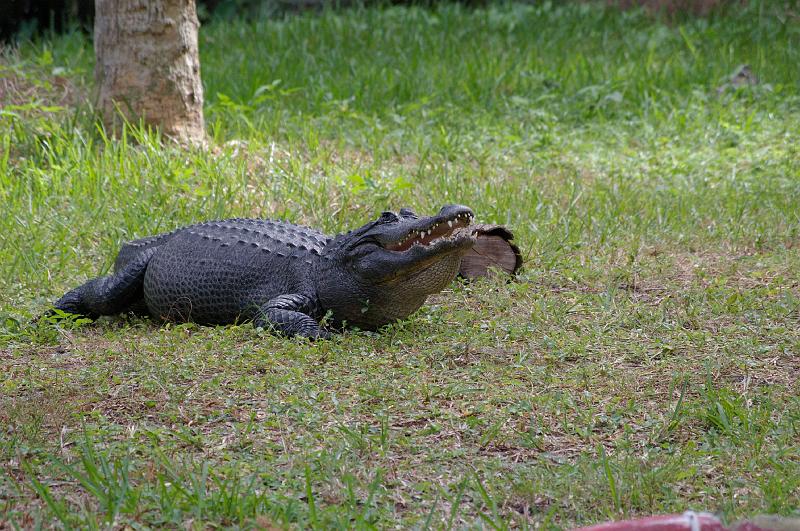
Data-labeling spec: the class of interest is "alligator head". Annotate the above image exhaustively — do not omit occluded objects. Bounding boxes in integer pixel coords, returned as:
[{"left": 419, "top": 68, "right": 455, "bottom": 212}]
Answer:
[{"left": 316, "top": 204, "right": 476, "bottom": 330}]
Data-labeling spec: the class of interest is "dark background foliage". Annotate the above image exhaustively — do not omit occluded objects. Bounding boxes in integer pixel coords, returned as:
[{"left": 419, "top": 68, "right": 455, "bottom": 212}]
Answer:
[
  {"left": 0, "top": 0, "right": 482, "bottom": 41},
  {"left": 3, "top": 0, "right": 785, "bottom": 42}
]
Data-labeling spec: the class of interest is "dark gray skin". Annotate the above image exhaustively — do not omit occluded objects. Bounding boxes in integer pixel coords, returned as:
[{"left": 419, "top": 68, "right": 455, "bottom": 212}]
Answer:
[{"left": 53, "top": 205, "right": 476, "bottom": 339}]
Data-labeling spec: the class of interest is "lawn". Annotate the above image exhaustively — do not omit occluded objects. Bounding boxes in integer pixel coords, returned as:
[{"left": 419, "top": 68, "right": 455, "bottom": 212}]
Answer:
[{"left": 1, "top": 1, "right": 799, "bottom": 528}]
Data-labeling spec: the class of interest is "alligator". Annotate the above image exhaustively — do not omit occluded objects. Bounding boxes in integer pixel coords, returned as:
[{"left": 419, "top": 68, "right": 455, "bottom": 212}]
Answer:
[{"left": 53, "top": 205, "right": 476, "bottom": 339}]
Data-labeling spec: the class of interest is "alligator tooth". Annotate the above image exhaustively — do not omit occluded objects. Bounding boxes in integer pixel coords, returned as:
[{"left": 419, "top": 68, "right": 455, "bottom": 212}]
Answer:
[
  {"left": 447, "top": 220, "right": 453, "bottom": 227},
  {"left": 427, "top": 229, "right": 432, "bottom": 236}
]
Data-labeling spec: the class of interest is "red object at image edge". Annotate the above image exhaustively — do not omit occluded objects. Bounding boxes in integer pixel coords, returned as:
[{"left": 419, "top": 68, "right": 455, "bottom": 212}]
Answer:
[{"left": 573, "top": 511, "right": 787, "bottom": 531}]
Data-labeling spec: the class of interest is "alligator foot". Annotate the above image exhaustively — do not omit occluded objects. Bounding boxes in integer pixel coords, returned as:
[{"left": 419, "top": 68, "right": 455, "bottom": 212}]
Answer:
[{"left": 254, "top": 294, "right": 330, "bottom": 340}]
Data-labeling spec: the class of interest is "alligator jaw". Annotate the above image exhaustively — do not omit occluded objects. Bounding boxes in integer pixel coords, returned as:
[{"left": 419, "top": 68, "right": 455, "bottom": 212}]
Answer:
[{"left": 385, "top": 211, "right": 474, "bottom": 253}]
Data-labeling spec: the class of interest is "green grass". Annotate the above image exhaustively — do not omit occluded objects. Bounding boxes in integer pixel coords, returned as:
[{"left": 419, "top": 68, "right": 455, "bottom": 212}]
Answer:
[{"left": 1, "top": 1, "right": 799, "bottom": 528}]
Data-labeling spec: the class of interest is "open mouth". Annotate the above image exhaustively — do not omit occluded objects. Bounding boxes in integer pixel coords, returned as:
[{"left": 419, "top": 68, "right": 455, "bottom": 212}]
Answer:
[{"left": 386, "top": 211, "right": 474, "bottom": 252}]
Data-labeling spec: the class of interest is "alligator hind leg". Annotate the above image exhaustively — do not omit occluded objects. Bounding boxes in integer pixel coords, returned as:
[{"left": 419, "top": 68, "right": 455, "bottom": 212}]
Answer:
[
  {"left": 53, "top": 248, "right": 157, "bottom": 319},
  {"left": 253, "top": 294, "right": 331, "bottom": 340}
]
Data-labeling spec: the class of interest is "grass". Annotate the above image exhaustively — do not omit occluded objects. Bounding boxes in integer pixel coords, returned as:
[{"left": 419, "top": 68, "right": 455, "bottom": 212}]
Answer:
[{"left": 1, "top": 0, "right": 799, "bottom": 527}]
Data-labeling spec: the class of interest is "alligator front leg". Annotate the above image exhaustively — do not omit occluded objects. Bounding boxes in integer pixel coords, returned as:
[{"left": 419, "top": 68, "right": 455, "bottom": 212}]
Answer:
[
  {"left": 254, "top": 294, "right": 331, "bottom": 340},
  {"left": 52, "top": 248, "right": 157, "bottom": 319}
]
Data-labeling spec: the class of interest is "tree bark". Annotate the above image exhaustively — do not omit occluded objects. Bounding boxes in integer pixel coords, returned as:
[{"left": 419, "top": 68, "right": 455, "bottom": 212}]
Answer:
[{"left": 94, "top": 0, "right": 205, "bottom": 146}]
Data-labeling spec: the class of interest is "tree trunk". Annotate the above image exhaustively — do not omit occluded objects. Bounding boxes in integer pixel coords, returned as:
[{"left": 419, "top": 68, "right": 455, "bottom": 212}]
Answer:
[{"left": 94, "top": 0, "right": 205, "bottom": 146}]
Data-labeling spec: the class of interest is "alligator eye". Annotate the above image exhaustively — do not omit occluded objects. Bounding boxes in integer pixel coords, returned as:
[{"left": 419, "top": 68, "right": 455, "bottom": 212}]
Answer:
[
  {"left": 379, "top": 211, "right": 399, "bottom": 222},
  {"left": 399, "top": 208, "right": 418, "bottom": 219}
]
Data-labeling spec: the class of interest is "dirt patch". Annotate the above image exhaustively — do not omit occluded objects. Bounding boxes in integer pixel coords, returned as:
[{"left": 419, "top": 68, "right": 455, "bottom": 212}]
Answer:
[
  {"left": 0, "top": 55, "right": 84, "bottom": 111},
  {"left": 609, "top": 0, "right": 744, "bottom": 16}
]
